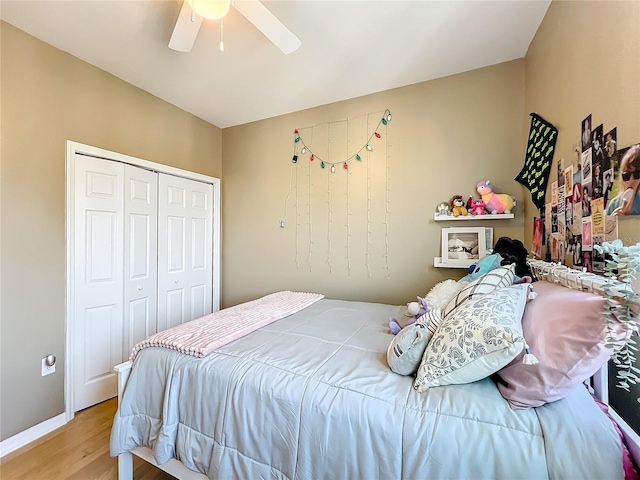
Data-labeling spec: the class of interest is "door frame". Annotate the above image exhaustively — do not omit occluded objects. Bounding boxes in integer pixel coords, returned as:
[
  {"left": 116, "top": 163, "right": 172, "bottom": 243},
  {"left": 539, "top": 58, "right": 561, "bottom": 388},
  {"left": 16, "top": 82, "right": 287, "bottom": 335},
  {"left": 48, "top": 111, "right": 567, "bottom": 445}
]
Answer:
[{"left": 65, "top": 140, "right": 221, "bottom": 421}]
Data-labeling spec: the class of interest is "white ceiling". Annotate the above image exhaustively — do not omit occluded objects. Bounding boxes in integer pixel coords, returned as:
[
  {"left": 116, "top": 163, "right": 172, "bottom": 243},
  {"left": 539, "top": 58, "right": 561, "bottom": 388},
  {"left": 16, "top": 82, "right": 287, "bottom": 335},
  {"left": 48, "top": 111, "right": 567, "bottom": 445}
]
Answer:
[{"left": 0, "top": 0, "right": 550, "bottom": 128}]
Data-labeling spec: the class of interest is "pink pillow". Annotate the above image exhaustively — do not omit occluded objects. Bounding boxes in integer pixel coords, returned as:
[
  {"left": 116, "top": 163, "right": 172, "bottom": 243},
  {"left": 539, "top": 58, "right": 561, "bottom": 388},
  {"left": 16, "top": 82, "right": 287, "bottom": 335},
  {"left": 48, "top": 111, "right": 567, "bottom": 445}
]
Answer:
[{"left": 496, "top": 281, "right": 627, "bottom": 409}]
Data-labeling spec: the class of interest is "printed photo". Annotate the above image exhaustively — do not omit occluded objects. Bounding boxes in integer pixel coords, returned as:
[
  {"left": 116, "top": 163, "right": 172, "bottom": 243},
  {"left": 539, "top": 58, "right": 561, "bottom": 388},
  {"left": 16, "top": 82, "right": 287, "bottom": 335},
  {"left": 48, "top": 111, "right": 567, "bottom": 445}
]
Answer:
[
  {"left": 557, "top": 186, "right": 565, "bottom": 210},
  {"left": 592, "top": 161, "right": 603, "bottom": 199},
  {"left": 441, "top": 227, "right": 486, "bottom": 267},
  {"left": 582, "top": 182, "right": 592, "bottom": 217},
  {"left": 564, "top": 165, "right": 573, "bottom": 194},
  {"left": 572, "top": 234, "right": 583, "bottom": 267},
  {"left": 592, "top": 124, "right": 605, "bottom": 166},
  {"left": 551, "top": 233, "right": 560, "bottom": 262},
  {"left": 532, "top": 218, "right": 543, "bottom": 258},
  {"left": 556, "top": 187, "right": 565, "bottom": 237},
  {"left": 582, "top": 217, "right": 592, "bottom": 250},
  {"left": 591, "top": 197, "right": 604, "bottom": 235},
  {"left": 604, "top": 127, "right": 617, "bottom": 173},
  {"left": 573, "top": 162, "right": 582, "bottom": 188},
  {"left": 603, "top": 168, "right": 614, "bottom": 206},
  {"left": 605, "top": 214, "right": 618, "bottom": 242},
  {"left": 605, "top": 144, "right": 640, "bottom": 216},
  {"left": 605, "top": 128, "right": 618, "bottom": 159},
  {"left": 581, "top": 148, "right": 593, "bottom": 183},
  {"left": 581, "top": 114, "right": 592, "bottom": 152},
  {"left": 572, "top": 198, "right": 582, "bottom": 235},
  {"left": 544, "top": 203, "right": 552, "bottom": 241},
  {"left": 582, "top": 250, "right": 592, "bottom": 273},
  {"left": 565, "top": 196, "right": 573, "bottom": 232},
  {"left": 572, "top": 179, "right": 582, "bottom": 205},
  {"left": 592, "top": 235, "right": 605, "bottom": 274},
  {"left": 557, "top": 158, "right": 565, "bottom": 187}
]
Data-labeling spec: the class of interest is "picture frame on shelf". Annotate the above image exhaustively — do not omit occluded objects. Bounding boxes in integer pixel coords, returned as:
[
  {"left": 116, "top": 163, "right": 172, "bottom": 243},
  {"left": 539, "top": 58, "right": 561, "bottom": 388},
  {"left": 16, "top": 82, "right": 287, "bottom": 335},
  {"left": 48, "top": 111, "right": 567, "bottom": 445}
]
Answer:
[
  {"left": 485, "top": 227, "right": 494, "bottom": 252},
  {"left": 441, "top": 227, "right": 487, "bottom": 268}
]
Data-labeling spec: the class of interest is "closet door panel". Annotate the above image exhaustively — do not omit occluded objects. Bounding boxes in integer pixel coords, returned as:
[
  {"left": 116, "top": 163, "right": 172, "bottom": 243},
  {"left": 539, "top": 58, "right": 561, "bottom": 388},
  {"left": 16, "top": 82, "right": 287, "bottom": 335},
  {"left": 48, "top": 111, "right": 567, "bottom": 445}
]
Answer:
[
  {"left": 73, "top": 155, "right": 124, "bottom": 411},
  {"left": 123, "top": 165, "right": 158, "bottom": 356},
  {"left": 158, "top": 174, "right": 213, "bottom": 332},
  {"left": 187, "top": 182, "right": 214, "bottom": 319}
]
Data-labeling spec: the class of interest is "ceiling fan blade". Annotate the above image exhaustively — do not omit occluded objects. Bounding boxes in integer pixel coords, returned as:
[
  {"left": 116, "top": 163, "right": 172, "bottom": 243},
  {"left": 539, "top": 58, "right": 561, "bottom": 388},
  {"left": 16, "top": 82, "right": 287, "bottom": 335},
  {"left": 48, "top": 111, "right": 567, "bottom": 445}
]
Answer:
[
  {"left": 169, "top": 0, "right": 203, "bottom": 52},
  {"left": 233, "top": 0, "right": 301, "bottom": 54}
]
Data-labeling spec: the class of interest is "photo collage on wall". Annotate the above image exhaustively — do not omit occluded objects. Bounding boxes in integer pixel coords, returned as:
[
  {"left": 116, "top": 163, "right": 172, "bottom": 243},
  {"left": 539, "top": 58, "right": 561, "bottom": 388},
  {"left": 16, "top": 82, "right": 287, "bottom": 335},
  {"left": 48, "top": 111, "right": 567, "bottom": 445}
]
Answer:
[{"left": 533, "top": 113, "right": 640, "bottom": 271}]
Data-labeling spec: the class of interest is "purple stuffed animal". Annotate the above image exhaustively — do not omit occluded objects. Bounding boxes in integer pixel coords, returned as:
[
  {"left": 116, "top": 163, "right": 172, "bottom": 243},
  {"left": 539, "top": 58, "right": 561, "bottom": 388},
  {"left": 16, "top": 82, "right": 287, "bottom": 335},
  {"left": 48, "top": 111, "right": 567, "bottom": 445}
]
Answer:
[{"left": 389, "top": 296, "right": 429, "bottom": 335}]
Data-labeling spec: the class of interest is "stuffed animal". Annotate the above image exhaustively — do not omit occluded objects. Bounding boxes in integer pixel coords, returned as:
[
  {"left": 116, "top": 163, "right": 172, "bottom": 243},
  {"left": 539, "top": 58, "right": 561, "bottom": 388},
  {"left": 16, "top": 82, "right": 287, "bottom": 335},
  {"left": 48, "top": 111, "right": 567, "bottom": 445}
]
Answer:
[
  {"left": 389, "top": 297, "right": 429, "bottom": 334},
  {"left": 461, "top": 252, "right": 533, "bottom": 284},
  {"left": 436, "top": 202, "right": 450, "bottom": 216},
  {"left": 460, "top": 253, "right": 504, "bottom": 282},
  {"left": 470, "top": 198, "right": 487, "bottom": 215},
  {"left": 424, "top": 280, "right": 464, "bottom": 311},
  {"left": 450, "top": 195, "right": 468, "bottom": 217},
  {"left": 493, "top": 236, "right": 534, "bottom": 279},
  {"left": 476, "top": 181, "right": 516, "bottom": 214},
  {"left": 386, "top": 309, "right": 442, "bottom": 376}
]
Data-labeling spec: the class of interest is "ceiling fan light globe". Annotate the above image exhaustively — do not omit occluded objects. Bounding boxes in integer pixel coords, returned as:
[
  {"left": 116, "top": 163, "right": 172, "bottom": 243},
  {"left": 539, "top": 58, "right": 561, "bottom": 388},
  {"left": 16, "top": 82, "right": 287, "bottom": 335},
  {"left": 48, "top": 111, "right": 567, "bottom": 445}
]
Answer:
[{"left": 187, "top": 0, "right": 231, "bottom": 20}]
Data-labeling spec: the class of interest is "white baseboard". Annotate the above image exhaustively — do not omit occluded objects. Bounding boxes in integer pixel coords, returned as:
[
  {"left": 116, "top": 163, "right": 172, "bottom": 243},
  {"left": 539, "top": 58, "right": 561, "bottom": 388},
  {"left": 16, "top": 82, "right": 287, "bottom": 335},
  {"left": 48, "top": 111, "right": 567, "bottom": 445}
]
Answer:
[{"left": 0, "top": 413, "right": 67, "bottom": 458}]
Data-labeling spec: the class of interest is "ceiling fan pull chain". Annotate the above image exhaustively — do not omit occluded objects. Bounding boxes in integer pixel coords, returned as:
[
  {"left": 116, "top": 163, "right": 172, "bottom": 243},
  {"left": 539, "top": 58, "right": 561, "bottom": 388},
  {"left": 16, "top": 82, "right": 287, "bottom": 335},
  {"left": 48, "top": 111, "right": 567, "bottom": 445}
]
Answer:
[
  {"left": 220, "top": 17, "right": 225, "bottom": 52},
  {"left": 191, "top": 0, "right": 196, "bottom": 22}
]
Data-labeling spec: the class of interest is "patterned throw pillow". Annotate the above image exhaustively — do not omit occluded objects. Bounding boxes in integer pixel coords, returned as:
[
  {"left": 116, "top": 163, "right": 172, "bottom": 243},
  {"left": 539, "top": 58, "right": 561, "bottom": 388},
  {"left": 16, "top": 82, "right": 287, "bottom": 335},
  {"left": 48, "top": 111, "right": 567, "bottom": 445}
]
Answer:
[
  {"left": 441, "top": 264, "right": 516, "bottom": 318},
  {"left": 387, "top": 309, "right": 443, "bottom": 376},
  {"left": 413, "top": 284, "right": 531, "bottom": 392}
]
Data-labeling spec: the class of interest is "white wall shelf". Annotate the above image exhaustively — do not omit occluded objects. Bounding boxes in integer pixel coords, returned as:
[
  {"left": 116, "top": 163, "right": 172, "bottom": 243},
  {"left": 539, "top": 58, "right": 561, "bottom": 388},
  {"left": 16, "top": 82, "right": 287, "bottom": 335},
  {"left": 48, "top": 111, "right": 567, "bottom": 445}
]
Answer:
[
  {"left": 433, "top": 257, "right": 472, "bottom": 269},
  {"left": 434, "top": 213, "right": 514, "bottom": 221}
]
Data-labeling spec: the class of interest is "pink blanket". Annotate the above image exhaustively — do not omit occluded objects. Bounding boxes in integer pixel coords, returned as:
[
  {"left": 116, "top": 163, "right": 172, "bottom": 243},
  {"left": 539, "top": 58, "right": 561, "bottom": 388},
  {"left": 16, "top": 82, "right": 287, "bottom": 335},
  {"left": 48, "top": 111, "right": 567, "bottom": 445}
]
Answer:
[{"left": 130, "top": 291, "right": 324, "bottom": 361}]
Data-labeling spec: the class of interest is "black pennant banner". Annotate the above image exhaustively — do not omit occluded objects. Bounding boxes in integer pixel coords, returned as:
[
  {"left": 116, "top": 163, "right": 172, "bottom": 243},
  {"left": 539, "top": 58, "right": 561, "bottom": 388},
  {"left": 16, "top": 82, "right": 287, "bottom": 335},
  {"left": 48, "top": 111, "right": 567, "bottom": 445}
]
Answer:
[{"left": 515, "top": 113, "right": 558, "bottom": 210}]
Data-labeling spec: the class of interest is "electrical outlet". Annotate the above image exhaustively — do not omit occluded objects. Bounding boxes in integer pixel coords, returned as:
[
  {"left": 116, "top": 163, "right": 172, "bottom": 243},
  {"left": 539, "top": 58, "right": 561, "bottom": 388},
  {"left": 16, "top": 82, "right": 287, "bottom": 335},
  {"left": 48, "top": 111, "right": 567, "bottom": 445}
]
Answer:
[{"left": 42, "top": 357, "right": 55, "bottom": 376}]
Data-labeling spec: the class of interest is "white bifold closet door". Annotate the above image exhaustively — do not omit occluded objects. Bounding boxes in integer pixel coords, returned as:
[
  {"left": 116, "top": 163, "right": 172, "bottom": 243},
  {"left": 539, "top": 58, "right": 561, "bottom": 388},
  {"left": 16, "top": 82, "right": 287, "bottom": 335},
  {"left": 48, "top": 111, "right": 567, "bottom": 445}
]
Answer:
[
  {"left": 123, "top": 165, "right": 158, "bottom": 357},
  {"left": 73, "top": 156, "right": 126, "bottom": 411},
  {"left": 73, "top": 154, "right": 214, "bottom": 411},
  {"left": 157, "top": 174, "right": 213, "bottom": 331}
]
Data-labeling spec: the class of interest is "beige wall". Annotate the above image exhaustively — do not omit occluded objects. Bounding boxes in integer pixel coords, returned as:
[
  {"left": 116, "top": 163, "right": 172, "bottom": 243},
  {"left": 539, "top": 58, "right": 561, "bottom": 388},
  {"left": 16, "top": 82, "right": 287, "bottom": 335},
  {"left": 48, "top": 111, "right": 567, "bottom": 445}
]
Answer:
[
  {"left": 5, "top": 0, "right": 638, "bottom": 447},
  {"left": 221, "top": 60, "right": 526, "bottom": 308},
  {"left": 523, "top": 0, "right": 640, "bottom": 248},
  {"left": 0, "top": 21, "right": 222, "bottom": 440}
]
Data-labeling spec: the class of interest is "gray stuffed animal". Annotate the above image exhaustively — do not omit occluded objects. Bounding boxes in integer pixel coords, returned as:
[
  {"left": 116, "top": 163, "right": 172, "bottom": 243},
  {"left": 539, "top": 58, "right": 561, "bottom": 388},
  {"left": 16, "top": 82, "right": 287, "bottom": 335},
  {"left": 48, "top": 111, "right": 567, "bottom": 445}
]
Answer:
[{"left": 386, "top": 309, "right": 442, "bottom": 376}]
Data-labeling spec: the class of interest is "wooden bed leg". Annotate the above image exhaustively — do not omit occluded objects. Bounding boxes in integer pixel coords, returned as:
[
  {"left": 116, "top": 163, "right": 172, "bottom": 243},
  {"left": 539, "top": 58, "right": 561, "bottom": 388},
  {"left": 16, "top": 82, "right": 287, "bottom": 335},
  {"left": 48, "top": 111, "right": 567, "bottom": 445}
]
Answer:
[{"left": 118, "top": 451, "right": 134, "bottom": 480}]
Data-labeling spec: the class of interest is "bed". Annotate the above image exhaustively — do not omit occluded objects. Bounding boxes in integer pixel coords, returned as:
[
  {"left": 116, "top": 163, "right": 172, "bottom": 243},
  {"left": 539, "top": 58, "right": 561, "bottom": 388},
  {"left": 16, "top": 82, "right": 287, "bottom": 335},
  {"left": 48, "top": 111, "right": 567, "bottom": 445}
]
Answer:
[{"left": 110, "top": 269, "right": 639, "bottom": 480}]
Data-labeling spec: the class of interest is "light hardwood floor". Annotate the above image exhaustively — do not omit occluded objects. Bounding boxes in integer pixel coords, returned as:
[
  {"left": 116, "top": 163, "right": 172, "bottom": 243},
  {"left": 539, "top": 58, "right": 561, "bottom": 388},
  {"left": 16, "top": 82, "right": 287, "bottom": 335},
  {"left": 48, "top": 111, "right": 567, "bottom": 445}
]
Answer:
[{"left": 0, "top": 398, "right": 175, "bottom": 480}]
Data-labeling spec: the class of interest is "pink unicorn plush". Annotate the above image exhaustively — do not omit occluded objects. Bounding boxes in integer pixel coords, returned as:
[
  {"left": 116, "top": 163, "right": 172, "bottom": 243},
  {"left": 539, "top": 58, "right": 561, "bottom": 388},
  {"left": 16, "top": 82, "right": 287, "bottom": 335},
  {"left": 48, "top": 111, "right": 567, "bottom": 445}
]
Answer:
[{"left": 476, "top": 181, "right": 516, "bottom": 214}]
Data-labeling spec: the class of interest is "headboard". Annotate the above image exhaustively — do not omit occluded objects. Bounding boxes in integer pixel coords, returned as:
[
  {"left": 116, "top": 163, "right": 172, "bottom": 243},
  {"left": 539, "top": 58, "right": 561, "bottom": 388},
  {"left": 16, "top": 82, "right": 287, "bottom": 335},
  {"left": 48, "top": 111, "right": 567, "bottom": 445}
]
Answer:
[{"left": 527, "top": 258, "right": 640, "bottom": 466}]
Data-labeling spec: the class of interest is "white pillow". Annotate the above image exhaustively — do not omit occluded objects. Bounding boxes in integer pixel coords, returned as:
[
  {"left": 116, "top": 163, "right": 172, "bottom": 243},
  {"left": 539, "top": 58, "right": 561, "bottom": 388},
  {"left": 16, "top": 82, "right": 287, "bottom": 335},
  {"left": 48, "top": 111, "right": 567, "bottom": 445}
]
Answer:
[
  {"left": 441, "top": 264, "right": 515, "bottom": 318},
  {"left": 413, "top": 283, "right": 531, "bottom": 392}
]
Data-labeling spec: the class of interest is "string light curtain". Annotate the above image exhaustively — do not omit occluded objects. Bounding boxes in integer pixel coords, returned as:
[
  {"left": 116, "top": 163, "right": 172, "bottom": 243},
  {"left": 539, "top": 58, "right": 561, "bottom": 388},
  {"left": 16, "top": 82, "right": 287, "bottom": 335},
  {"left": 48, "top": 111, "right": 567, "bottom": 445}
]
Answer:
[{"left": 285, "top": 109, "right": 393, "bottom": 276}]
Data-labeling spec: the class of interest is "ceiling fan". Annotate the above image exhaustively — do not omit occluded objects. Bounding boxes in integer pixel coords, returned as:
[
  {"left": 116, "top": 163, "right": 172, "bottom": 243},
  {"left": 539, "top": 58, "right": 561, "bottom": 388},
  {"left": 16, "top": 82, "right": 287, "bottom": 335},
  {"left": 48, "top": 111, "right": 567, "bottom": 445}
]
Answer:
[{"left": 169, "top": 0, "right": 301, "bottom": 54}]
